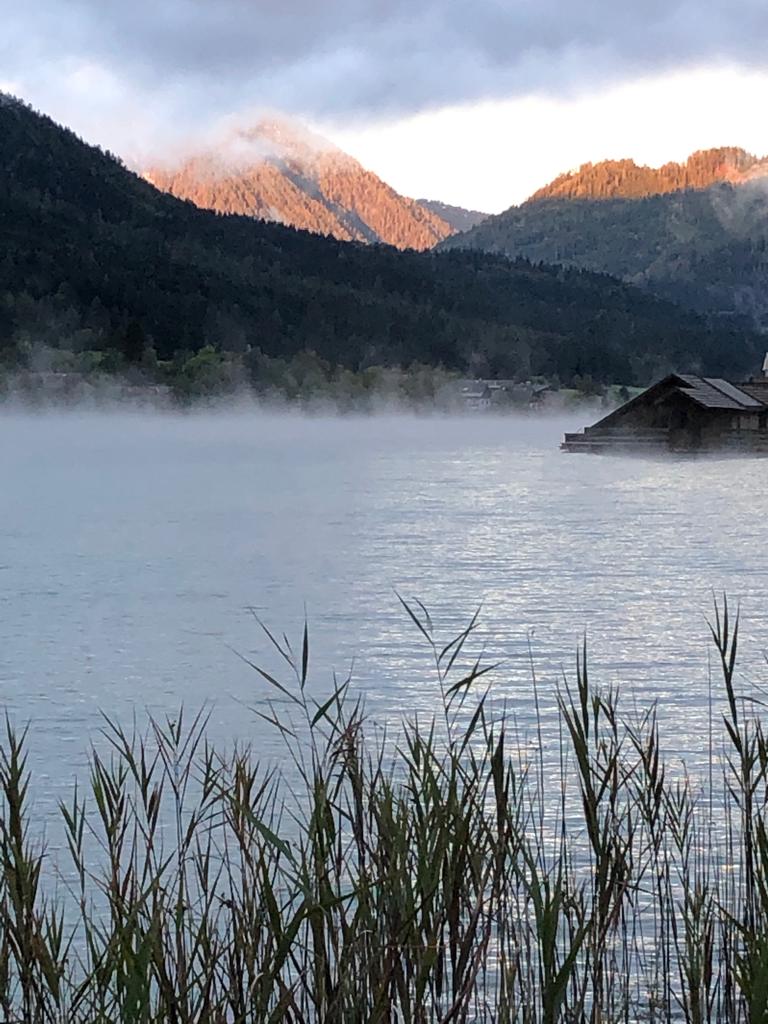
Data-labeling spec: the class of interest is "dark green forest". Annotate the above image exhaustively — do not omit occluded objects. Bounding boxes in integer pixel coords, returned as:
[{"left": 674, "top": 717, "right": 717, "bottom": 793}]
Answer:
[
  {"left": 0, "top": 94, "right": 763, "bottom": 392},
  {"left": 440, "top": 187, "right": 768, "bottom": 332}
]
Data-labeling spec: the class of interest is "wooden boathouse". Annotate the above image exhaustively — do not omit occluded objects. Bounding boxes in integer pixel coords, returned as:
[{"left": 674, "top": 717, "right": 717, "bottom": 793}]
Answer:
[{"left": 562, "top": 373, "right": 768, "bottom": 453}]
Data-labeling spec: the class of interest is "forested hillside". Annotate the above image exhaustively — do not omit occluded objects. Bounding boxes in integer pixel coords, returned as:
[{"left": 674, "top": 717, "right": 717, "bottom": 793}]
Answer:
[
  {"left": 145, "top": 120, "right": 454, "bottom": 251},
  {"left": 441, "top": 157, "right": 768, "bottom": 330},
  {"left": 0, "top": 95, "right": 762, "bottom": 388}
]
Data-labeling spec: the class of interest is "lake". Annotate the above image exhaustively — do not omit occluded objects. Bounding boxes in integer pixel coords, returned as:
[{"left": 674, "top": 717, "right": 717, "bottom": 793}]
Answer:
[{"left": 1, "top": 407, "right": 766, "bottom": 817}]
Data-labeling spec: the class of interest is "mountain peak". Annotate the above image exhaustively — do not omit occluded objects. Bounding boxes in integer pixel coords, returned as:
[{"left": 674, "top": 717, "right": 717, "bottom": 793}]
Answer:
[
  {"left": 144, "top": 117, "right": 452, "bottom": 250},
  {"left": 238, "top": 117, "right": 342, "bottom": 161},
  {"left": 530, "top": 146, "right": 768, "bottom": 202}
]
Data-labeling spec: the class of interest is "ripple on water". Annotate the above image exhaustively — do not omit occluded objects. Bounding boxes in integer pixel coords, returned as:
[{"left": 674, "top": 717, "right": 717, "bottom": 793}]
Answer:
[{"left": 0, "top": 410, "right": 764, "bottom": 799}]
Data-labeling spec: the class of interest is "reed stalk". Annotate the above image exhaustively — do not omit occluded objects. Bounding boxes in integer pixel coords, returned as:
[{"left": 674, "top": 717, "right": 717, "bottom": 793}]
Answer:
[{"left": 0, "top": 596, "right": 765, "bottom": 1021}]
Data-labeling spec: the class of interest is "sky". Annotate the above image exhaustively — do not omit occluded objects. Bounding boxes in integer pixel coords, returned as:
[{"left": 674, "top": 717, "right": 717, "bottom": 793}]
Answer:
[{"left": 2, "top": 1, "right": 768, "bottom": 212}]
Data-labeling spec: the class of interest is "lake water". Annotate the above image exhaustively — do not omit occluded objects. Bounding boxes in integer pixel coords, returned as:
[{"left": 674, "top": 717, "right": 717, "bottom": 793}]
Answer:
[{"left": 2, "top": 408, "right": 767, "bottom": 817}]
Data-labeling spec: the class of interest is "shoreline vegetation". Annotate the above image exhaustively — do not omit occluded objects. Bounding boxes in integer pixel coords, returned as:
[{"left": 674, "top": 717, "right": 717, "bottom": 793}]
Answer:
[
  {"left": 1, "top": 598, "right": 768, "bottom": 1021},
  {"left": 0, "top": 348, "right": 633, "bottom": 412}
]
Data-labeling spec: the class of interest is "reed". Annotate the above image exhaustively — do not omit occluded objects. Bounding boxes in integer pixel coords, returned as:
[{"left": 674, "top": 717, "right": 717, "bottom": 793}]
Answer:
[{"left": 0, "top": 597, "right": 767, "bottom": 1022}]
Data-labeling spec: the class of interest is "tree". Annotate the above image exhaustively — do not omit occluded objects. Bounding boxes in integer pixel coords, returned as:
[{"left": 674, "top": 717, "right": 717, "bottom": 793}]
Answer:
[
  {"left": 121, "top": 320, "right": 146, "bottom": 365},
  {"left": 176, "top": 346, "right": 235, "bottom": 399}
]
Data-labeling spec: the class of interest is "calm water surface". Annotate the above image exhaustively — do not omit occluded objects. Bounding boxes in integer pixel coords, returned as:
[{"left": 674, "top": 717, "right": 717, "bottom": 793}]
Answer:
[{"left": 2, "top": 409, "right": 767, "bottom": 815}]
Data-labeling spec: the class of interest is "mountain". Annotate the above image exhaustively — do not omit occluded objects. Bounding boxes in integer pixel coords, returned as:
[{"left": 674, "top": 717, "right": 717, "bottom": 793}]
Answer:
[
  {"left": 530, "top": 148, "right": 768, "bottom": 201},
  {"left": 144, "top": 119, "right": 454, "bottom": 251},
  {"left": 416, "top": 199, "right": 488, "bottom": 232},
  {"left": 0, "top": 94, "right": 761, "bottom": 389},
  {"left": 440, "top": 149, "right": 768, "bottom": 330}
]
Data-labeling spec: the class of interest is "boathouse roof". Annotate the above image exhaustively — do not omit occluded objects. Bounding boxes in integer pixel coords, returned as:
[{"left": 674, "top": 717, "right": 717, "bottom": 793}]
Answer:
[{"left": 675, "top": 375, "right": 764, "bottom": 410}]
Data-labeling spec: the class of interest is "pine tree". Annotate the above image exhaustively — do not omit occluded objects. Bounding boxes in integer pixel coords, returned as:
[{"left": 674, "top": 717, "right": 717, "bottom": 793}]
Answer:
[{"left": 121, "top": 320, "right": 146, "bottom": 365}]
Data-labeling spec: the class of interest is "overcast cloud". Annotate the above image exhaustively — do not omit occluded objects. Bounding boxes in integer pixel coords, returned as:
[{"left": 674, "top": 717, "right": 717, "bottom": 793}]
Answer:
[{"left": 3, "top": 0, "right": 768, "bottom": 142}]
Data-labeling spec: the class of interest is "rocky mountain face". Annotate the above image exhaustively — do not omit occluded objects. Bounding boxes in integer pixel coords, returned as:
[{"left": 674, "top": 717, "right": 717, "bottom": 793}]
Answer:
[
  {"left": 416, "top": 199, "right": 488, "bottom": 232},
  {"left": 145, "top": 120, "right": 454, "bottom": 251},
  {"left": 530, "top": 147, "right": 768, "bottom": 201}
]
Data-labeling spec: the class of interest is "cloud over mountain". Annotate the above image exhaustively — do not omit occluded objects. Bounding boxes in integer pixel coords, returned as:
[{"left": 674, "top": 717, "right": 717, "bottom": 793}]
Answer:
[
  {"left": 143, "top": 118, "right": 456, "bottom": 249},
  {"left": 5, "top": 0, "right": 768, "bottom": 132}
]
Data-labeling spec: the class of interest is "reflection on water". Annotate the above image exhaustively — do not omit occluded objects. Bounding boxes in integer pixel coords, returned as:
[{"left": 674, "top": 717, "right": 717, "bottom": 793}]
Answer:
[{"left": 0, "top": 408, "right": 765, "bottom": 816}]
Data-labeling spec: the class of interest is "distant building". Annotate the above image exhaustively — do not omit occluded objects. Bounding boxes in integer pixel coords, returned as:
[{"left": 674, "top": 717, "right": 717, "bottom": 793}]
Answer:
[
  {"left": 562, "top": 373, "right": 768, "bottom": 453},
  {"left": 457, "top": 381, "right": 492, "bottom": 410},
  {"left": 453, "top": 379, "right": 549, "bottom": 411}
]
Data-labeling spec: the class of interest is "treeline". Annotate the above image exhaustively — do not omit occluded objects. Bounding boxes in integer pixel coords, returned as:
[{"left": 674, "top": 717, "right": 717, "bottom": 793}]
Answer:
[
  {"left": 0, "top": 94, "right": 763, "bottom": 388},
  {"left": 3, "top": 344, "right": 463, "bottom": 409},
  {"left": 530, "top": 147, "right": 764, "bottom": 201}
]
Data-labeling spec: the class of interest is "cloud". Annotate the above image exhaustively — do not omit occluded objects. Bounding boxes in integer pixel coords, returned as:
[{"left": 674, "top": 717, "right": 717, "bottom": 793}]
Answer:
[
  {"left": 322, "top": 66, "right": 768, "bottom": 212},
  {"left": 4, "top": 0, "right": 768, "bottom": 145}
]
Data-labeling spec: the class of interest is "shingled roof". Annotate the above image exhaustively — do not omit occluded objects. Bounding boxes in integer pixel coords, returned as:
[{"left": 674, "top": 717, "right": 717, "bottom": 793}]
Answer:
[{"left": 675, "top": 375, "right": 765, "bottom": 410}]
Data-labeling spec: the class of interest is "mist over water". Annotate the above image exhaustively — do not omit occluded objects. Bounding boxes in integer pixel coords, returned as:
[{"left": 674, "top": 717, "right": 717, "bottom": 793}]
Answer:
[{"left": 2, "top": 407, "right": 767, "bottom": 817}]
